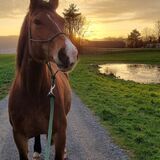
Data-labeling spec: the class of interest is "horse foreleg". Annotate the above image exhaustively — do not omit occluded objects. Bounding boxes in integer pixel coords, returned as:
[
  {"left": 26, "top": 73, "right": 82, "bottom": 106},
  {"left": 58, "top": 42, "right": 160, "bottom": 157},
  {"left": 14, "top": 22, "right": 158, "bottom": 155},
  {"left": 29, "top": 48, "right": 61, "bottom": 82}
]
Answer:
[
  {"left": 13, "top": 130, "right": 28, "bottom": 160},
  {"left": 33, "top": 135, "right": 41, "bottom": 159},
  {"left": 54, "top": 128, "right": 67, "bottom": 160}
]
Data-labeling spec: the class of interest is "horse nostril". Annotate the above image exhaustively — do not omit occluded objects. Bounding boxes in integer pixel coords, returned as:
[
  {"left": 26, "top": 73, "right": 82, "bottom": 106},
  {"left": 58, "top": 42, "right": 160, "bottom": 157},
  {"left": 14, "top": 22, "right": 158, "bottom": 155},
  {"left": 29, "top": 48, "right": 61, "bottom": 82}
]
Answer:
[
  {"left": 70, "top": 62, "right": 74, "bottom": 67},
  {"left": 77, "top": 55, "right": 79, "bottom": 59},
  {"left": 58, "top": 48, "right": 70, "bottom": 68}
]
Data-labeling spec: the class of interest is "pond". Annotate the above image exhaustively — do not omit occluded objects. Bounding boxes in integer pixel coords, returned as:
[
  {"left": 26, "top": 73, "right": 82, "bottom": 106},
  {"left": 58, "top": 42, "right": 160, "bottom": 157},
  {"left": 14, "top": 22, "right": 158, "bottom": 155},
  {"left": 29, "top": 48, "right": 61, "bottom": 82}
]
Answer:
[{"left": 98, "top": 64, "right": 160, "bottom": 84}]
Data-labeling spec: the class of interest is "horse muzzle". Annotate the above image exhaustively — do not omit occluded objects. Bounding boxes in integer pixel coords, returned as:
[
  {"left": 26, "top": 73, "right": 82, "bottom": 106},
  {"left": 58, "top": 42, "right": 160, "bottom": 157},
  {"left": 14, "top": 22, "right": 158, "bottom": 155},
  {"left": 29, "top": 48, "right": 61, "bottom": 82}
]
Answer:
[{"left": 57, "top": 46, "right": 78, "bottom": 72}]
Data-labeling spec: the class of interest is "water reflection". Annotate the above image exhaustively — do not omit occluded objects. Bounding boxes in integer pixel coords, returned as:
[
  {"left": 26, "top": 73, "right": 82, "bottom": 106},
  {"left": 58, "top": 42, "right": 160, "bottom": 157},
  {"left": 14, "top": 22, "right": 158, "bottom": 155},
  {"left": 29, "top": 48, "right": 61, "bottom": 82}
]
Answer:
[{"left": 99, "top": 64, "right": 160, "bottom": 84}]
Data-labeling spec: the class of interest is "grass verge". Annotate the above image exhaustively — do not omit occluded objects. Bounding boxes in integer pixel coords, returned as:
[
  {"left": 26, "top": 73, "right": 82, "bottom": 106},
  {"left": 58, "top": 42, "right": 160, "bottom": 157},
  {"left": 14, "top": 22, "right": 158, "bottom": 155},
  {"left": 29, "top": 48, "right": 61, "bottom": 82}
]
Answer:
[
  {"left": 0, "top": 54, "right": 15, "bottom": 100},
  {"left": 70, "top": 50, "right": 160, "bottom": 160}
]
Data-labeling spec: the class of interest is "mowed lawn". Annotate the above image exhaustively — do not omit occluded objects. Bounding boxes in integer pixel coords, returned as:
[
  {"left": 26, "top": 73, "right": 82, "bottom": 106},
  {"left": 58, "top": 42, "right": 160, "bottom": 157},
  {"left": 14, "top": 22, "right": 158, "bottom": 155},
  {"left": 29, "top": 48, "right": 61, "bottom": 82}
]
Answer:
[
  {"left": 0, "top": 50, "right": 160, "bottom": 160},
  {"left": 70, "top": 50, "right": 160, "bottom": 160}
]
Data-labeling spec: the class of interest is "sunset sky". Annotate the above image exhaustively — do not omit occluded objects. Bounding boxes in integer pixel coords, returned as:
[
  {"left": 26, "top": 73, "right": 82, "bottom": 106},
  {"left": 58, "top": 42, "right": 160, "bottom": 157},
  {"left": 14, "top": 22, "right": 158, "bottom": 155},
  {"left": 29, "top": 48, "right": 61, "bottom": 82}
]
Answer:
[{"left": 0, "top": 0, "right": 160, "bottom": 40}]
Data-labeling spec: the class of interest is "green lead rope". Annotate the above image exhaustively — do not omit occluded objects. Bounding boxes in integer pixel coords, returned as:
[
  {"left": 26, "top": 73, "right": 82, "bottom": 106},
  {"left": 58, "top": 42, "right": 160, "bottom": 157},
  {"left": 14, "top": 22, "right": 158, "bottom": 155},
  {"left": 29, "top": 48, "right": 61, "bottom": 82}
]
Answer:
[
  {"left": 45, "top": 95, "right": 55, "bottom": 160},
  {"left": 45, "top": 62, "right": 57, "bottom": 160}
]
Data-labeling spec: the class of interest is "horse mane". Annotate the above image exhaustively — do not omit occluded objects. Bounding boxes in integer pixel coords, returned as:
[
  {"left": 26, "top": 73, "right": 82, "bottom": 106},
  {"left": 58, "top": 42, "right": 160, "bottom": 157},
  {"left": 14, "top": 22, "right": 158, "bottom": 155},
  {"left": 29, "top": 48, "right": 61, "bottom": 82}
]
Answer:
[{"left": 16, "top": 14, "right": 29, "bottom": 70}]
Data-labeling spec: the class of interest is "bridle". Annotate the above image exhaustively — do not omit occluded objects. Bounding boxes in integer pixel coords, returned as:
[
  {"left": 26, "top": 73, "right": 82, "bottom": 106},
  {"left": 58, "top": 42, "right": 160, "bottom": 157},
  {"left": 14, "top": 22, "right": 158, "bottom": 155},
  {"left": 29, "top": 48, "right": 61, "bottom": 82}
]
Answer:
[
  {"left": 28, "top": 13, "right": 66, "bottom": 64},
  {"left": 30, "top": 32, "right": 65, "bottom": 43}
]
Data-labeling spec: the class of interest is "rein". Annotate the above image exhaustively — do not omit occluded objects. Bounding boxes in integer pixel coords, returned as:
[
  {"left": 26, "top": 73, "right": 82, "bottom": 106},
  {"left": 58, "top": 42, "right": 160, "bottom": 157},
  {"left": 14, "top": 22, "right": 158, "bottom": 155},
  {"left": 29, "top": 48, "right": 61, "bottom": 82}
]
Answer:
[
  {"left": 27, "top": 14, "right": 64, "bottom": 160},
  {"left": 45, "top": 62, "right": 59, "bottom": 160}
]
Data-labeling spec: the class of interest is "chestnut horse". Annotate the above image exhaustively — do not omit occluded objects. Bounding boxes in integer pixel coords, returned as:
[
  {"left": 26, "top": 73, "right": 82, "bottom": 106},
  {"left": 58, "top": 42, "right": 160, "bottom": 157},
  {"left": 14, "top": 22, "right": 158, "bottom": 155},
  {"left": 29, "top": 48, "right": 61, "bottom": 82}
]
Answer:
[{"left": 8, "top": 0, "right": 78, "bottom": 160}]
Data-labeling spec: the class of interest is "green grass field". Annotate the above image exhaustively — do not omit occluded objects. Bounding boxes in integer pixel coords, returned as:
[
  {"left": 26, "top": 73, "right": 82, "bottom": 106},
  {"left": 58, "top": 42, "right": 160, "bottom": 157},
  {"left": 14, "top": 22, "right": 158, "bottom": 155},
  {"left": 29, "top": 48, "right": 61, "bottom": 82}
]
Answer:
[
  {"left": 70, "top": 50, "right": 160, "bottom": 160},
  {"left": 0, "top": 50, "right": 160, "bottom": 160},
  {"left": 0, "top": 54, "right": 15, "bottom": 99}
]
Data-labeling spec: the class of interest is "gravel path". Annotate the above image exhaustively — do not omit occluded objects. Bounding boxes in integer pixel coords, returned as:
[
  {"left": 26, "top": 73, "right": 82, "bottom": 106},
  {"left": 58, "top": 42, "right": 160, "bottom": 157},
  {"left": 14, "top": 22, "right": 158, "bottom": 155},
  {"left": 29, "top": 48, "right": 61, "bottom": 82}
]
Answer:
[{"left": 0, "top": 92, "right": 129, "bottom": 160}]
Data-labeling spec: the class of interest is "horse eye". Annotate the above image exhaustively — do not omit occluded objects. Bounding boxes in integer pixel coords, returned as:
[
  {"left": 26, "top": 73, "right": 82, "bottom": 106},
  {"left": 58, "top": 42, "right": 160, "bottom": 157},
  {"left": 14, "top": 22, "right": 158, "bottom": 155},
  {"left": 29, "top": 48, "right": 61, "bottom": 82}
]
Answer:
[{"left": 34, "top": 19, "right": 42, "bottom": 25}]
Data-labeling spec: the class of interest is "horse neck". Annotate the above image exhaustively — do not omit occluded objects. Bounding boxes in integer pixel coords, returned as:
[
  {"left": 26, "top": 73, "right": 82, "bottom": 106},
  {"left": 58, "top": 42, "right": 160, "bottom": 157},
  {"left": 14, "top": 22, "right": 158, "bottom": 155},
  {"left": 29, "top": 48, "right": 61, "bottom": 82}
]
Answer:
[{"left": 20, "top": 49, "right": 49, "bottom": 95}]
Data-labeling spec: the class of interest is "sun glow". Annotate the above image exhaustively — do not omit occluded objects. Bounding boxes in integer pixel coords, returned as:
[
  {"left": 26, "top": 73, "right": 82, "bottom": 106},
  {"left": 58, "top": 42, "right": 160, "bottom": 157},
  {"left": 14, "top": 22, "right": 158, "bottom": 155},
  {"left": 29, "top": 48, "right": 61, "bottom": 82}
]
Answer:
[
  {"left": 0, "top": 0, "right": 158, "bottom": 40},
  {"left": 84, "top": 23, "right": 106, "bottom": 40},
  {"left": 84, "top": 19, "right": 155, "bottom": 40},
  {"left": 0, "top": 16, "right": 154, "bottom": 40},
  {"left": 0, "top": 17, "right": 23, "bottom": 36}
]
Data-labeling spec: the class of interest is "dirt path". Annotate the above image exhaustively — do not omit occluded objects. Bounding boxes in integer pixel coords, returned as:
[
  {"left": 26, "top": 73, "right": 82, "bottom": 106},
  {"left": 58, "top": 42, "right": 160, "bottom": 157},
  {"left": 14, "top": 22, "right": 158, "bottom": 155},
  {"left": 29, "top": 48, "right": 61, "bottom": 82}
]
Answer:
[{"left": 0, "top": 92, "right": 129, "bottom": 160}]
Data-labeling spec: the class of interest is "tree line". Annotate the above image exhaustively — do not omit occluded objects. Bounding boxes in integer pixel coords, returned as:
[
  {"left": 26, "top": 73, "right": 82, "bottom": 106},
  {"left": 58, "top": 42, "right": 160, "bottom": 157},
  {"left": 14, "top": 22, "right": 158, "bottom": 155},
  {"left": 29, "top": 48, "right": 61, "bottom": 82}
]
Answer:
[
  {"left": 63, "top": 4, "right": 160, "bottom": 49},
  {"left": 127, "top": 22, "right": 160, "bottom": 48}
]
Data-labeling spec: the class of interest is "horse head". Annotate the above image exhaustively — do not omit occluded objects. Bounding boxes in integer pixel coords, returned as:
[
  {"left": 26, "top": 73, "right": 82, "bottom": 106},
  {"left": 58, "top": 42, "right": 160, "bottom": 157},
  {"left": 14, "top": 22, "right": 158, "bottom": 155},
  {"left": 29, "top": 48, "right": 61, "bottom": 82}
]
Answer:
[{"left": 27, "top": 0, "right": 78, "bottom": 71}]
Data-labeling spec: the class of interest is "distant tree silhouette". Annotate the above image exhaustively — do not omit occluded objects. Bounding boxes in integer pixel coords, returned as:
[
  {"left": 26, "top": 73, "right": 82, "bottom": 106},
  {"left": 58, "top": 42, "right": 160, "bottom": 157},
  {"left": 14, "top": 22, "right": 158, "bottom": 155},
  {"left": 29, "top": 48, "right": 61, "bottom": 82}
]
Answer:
[
  {"left": 127, "top": 29, "right": 142, "bottom": 48},
  {"left": 63, "top": 4, "right": 86, "bottom": 39},
  {"left": 63, "top": 4, "right": 88, "bottom": 50}
]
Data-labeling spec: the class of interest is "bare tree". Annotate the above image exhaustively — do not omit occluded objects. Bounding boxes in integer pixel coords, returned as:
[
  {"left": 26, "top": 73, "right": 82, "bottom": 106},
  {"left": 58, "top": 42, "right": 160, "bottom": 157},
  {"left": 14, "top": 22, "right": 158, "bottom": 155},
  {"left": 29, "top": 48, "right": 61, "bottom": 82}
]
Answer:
[
  {"left": 142, "top": 27, "right": 155, "bottom": 42},
  {"left": 141, "top": 27, "right": 156, "bottom": 47},
  {"left": 155, "top": 20, "right": 160, "bottom": 43},
  {"left": 74, "top": 16, "right": 90, "bottom": 46}
]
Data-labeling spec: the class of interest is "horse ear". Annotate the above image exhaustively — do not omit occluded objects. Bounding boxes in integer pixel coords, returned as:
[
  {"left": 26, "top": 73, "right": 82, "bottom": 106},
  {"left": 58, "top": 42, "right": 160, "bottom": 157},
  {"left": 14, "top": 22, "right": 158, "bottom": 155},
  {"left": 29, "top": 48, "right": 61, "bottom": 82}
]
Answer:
[
  {"left": 29, "top": 0, "right": 41, "bottom": 10},
  {"left": 49, "top": 0, "right": 59, "bottom": 10}
]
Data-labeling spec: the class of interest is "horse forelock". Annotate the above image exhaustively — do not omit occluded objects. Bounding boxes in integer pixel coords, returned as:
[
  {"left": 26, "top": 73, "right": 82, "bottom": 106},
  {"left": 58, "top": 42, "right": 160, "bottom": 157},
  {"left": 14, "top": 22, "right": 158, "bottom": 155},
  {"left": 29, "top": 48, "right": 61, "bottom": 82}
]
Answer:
[{"left": 29, "top": 1, "right": 54, "bottom": 12}]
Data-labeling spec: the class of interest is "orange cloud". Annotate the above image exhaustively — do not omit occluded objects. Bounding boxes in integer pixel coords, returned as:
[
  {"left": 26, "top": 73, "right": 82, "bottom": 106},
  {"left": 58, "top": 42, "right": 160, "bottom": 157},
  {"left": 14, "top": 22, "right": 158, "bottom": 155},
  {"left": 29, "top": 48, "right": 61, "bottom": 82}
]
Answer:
[{"left": 0, "top": 0, "right": 160, "bottom": 39}]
